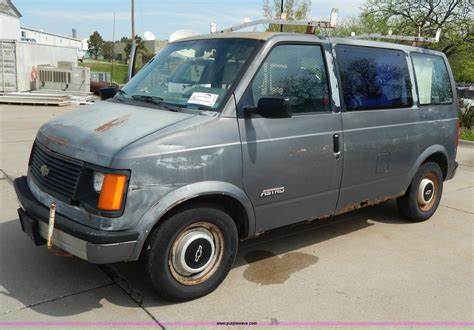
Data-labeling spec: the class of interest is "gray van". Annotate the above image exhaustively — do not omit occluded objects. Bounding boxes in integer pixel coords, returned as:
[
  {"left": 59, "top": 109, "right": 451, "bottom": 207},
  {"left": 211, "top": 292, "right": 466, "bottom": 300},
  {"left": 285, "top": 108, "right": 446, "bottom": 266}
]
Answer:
[{"left": 14, "top": 32, "right": 459, "bottom": 301}]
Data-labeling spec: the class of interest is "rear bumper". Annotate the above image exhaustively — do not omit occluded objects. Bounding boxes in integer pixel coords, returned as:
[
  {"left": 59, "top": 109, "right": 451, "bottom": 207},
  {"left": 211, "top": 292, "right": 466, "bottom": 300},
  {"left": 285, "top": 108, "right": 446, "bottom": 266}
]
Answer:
[
  {"left": 447, "top": 160, "right": 458, "bottom": 180},
  {"left": 14, "top": 176, "right": 139, "bottom": 264}
]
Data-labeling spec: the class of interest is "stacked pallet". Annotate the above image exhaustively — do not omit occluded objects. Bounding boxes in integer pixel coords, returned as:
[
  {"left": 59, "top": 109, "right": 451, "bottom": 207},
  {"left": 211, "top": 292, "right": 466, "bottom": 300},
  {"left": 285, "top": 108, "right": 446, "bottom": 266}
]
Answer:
[
  {"left": 31, "top": 90, "right": 95, "bottom": 105},
  {"left": 0, "top": 91, "right": 96, "bottom": 106}
]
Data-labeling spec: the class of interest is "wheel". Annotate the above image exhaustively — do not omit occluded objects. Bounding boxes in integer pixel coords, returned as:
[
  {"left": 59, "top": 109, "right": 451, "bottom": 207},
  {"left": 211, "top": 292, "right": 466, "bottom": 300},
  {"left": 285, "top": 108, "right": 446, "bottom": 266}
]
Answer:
[
  {"left": 397, "top": 162, "right": 443, "bottom": 222},
  {"left": 144, "top": 204, "right": 238, "bottom": 301}
]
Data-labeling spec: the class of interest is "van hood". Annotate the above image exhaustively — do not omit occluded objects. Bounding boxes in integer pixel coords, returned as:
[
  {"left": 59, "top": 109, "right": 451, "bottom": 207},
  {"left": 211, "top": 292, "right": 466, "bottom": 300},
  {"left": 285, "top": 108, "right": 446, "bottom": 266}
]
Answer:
[{"left": 37, "top": 101, "right": 196, "bottom": 167}]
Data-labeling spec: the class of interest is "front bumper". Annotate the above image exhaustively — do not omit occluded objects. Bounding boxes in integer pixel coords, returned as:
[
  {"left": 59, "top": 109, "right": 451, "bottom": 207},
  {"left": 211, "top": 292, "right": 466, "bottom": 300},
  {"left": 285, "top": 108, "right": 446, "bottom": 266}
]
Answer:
[{"left": 14, "top": 176, "right": 139, "bottom": 264}]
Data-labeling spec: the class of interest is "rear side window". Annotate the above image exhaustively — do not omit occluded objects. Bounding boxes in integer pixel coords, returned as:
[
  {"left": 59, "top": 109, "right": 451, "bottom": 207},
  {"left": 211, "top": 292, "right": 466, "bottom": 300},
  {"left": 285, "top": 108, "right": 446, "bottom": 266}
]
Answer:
[
  {"left": 411, "top": 53, "right": 453, "bottom": 105},
  {"left": 336, "top": 45, "right": 413, "bottom": 111}
]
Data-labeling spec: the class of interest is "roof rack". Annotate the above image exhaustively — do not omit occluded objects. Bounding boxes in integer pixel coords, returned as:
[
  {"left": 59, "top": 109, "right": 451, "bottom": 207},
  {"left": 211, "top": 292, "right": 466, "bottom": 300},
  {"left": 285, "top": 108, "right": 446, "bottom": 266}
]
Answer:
[
  {"left": 350, "top": 28, "right": 442, "bottom": 43},
  {"left": 214, "top": 8, "right": 338, "bottom": 34}
]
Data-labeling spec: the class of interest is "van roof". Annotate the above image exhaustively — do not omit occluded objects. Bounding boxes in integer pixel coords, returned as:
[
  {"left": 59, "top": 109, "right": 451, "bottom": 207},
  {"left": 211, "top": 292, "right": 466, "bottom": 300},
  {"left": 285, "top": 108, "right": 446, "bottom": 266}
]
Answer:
[{"left": 175, "top": 31, "right": 444, "bottom": 56}]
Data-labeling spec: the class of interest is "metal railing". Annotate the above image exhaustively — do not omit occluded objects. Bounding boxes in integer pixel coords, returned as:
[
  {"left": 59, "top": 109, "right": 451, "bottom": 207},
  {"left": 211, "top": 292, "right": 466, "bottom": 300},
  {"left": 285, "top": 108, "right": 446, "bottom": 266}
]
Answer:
[
  {"left": 214, "top": 8, "right": 338, "bottom": 34},
  {"left": 349, "top": 29, "right": 442, "bottom": 44}
]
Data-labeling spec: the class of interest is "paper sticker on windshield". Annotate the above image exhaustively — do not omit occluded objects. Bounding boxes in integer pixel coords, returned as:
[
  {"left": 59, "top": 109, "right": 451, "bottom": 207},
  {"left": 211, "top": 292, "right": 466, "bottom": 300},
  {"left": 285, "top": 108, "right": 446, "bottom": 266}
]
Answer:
[{"left": 187, "top": 92, "right": 219, "bottom": 107}]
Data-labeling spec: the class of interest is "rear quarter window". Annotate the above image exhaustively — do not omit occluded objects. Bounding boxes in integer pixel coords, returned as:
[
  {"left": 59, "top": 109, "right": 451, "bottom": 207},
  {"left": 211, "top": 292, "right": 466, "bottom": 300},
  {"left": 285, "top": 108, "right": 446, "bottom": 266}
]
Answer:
[
  {"left": 336, "top": 45, "right": 413, "bottom": 111},
  {"left": 411, "top": 53, "right": 453, "bottom": 105}
]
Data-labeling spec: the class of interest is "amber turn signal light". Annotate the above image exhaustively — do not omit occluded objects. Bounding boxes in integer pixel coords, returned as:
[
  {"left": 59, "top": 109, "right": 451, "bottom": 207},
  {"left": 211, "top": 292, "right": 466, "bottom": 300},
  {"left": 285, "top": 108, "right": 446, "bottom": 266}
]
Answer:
[{"left": 97, "top": 174, "right": 127, "bottom": 211}]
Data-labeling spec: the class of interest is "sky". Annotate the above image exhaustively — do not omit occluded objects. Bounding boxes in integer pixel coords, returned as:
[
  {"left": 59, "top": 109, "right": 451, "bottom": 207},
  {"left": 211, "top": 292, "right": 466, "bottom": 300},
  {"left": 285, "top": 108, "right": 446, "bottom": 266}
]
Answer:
[{"left": 13, "top": 0, "right": 364, "bottom": 41}]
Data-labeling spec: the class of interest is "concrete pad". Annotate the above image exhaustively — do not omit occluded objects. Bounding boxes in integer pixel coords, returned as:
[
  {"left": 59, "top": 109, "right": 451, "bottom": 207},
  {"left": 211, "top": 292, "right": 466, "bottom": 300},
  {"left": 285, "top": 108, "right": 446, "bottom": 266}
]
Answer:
[
  {"left": 0, "top": 128, "right": 38, "bottom": 144},
  {"left": 0, "top": 180, "right": 19, "bottom": 220},
  {"left": 0, "top": 141, "right": 32, "bottom": 178},
  {"left": 441, "top": 186, "right": 474, "bottom": 214},
  {"left": 442, "top": 160, "right": 474, "bottom": 213},
  {"left": 0, "top": 104, "right": 76, "bottom": 128},
  {"left": 456, "top": 143, "right": 474, "bottom": 168},
  {"left": 0, "top": 181, "right": 112, "bottom": 316},
  {"left": 0, "top": 285, "right": 154, "bottom": 323},
  {"left": 113, "top": 201, "right": 473, "bottom": 323},
  {"left": 443, "top": 166, "right": 474, "bottom": 193},
  {"left": 0, "top": 104, "right": 78, "bottom": 178},
  {"left": 0, "top": 104, "right": 472, "bottom": 324}
]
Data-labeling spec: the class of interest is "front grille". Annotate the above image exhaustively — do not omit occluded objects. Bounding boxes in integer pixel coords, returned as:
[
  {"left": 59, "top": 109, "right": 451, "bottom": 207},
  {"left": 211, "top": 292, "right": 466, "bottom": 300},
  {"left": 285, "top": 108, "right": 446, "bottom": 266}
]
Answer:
[{"left": 29, "top": 141, "right": 83, "bottom": 203}]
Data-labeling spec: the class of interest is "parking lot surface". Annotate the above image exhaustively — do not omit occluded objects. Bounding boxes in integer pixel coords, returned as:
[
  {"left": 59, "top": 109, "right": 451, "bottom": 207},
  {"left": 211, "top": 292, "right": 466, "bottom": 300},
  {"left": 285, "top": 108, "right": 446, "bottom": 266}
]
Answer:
[{"left": 0, "top": 104, "right": 472, "bottom": 325}]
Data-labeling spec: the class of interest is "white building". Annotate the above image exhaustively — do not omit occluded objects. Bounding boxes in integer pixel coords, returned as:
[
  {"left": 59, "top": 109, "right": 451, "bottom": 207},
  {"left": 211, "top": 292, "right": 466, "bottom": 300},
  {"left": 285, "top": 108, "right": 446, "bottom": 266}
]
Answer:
[
  {"left": 20, "top": 27, "right": 83, "bottom": 49},
  {"left": 80, "top": 37, "right": 89, "bottom": 51},
  {"left": 0, "top": 0, "right": 21, "bottom": 40},
  {"left": 1, "top": 0, "right": 85, "bottom": 52},
  {"left": 0, "top": 0, "right": 89, "bottom": 92}
]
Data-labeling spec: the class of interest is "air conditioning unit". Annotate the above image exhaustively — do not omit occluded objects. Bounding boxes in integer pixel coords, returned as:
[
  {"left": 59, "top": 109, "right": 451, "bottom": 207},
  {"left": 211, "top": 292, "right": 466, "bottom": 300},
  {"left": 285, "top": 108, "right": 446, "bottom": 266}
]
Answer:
[
  {"left": 91, "top": 71, "right": 111, "bottom": 83},
  {"left": 37, "top": 64, "right": 90, "bottom": 93}
]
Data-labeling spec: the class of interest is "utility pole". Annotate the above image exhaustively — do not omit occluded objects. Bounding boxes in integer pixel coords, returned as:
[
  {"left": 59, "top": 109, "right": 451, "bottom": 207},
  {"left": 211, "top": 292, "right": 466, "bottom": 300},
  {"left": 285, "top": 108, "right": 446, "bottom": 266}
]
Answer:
[
  {"left": 280, "top": 0, "right": 284, "bottom": 32},
  {"left": 111, "top": 11, "right": 116, "bottom": 85},
  {"left": 127, "top": 0, "right": 137, "bottom": 81}
]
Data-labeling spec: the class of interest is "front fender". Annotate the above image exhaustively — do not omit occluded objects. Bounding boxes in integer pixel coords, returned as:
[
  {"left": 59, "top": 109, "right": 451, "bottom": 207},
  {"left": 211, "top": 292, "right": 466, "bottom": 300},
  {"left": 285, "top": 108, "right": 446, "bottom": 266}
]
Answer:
[{"left": 130, "top": 181, "right": 256, "bottom": 260}]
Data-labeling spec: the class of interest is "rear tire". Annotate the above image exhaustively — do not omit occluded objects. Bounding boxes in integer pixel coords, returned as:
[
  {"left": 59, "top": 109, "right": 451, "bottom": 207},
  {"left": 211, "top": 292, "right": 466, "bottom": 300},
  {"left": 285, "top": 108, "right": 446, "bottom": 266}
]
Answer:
[
  {"left": 144, "top": 204, "right": 238, "bottom": 301},
  {"left": 397, "top": 162, "right": 443, "bottom": 222}
]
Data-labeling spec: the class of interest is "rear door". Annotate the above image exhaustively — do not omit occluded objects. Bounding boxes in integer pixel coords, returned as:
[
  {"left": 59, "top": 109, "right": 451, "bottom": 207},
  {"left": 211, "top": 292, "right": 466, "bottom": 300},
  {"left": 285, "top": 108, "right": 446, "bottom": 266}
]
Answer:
[
  {"left": 334, "top": 44, "right": 417, "bottom": 211},
  {"left": 236, "top": 43, "right": 343, "bottom": 233}
]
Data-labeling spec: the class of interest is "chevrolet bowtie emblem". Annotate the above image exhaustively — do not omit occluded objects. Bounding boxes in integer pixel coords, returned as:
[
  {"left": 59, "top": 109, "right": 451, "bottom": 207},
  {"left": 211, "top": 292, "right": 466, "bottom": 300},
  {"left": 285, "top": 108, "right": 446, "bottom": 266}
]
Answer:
[{"left": 40, "top": 165, "right": 50, "bottom": 177}]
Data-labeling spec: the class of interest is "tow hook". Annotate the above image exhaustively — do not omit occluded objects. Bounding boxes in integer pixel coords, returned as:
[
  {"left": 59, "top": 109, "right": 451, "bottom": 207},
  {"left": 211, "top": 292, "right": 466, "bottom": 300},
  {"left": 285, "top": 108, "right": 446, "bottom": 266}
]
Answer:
[{"left": 47, "top": 202, "right": 72, "bottom": 257}]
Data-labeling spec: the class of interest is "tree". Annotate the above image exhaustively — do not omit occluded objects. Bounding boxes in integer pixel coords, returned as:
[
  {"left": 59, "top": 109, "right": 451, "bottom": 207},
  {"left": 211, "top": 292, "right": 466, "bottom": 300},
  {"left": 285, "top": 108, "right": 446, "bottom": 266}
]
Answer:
[
  {"left": 87, "top": 31, "right": 104, "bottom": 60},
  {"left": 361, "top": 0, "right": 473, "bottom": 58},
  {"left": 119, "top": 36, "right": 129, "bottom": 43},
  {"left": 101, "top": 41, "right": 114, "bottom": 61},
  {"left": 331, "top": 0, "right": 473, "bottom": 82},
  {"left": 330, "top": 13, "right": 391, "bottom": 39},
  {"left": 263, "top": 0, "right": 311, "bottom": 32},
  {"left": 124, "top": 35, "right": 149, "bottom": 64},
  {"left": 450, "top": 51, "right": 474, "bottom": 82}
]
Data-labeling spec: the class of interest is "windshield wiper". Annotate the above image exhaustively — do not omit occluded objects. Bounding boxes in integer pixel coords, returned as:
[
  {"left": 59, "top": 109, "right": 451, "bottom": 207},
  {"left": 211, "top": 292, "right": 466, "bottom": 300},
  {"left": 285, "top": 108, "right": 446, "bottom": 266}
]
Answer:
[
  {"left": 131, "top": 94, "right": 163, "bottom": 102},
  {"left": 113, "top": 89, "right": 128, "bottom": 102},
  {"left": 131, "top": 94, "right": 181, "bottom": 112}
]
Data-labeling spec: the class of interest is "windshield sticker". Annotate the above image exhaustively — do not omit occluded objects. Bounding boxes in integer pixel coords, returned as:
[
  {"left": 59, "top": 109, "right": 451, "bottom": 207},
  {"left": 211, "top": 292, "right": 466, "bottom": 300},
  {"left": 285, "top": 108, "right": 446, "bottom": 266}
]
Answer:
[{"left": 187, "top": 92, "right": 219, "bottom": 107}]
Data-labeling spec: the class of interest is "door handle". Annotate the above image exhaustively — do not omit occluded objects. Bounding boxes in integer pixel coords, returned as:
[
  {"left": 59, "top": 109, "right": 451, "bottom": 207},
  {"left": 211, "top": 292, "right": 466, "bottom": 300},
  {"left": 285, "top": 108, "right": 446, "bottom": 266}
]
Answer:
[{"left": 333, "top": 133, "right": 340, "bottom": 159}]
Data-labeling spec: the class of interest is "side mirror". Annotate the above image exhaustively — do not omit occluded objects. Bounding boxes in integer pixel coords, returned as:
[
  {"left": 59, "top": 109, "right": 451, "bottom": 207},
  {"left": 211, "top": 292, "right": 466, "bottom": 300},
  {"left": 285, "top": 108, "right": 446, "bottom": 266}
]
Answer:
[
  {"left": 244, "top": 97, "right": 292, "bottom": 118},
  {"left": 99, "top": 86, "right": 118, "bottom": 100}
]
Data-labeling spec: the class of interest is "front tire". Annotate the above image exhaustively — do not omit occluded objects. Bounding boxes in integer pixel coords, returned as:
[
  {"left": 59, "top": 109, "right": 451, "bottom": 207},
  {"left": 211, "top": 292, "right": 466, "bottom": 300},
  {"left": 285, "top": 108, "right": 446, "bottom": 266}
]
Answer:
[
  {"left": 397, "top": 162, "right": 443, "bottom": 222},
  {"left": 144, "top": 204, "right": 238, "bottom": 301}
]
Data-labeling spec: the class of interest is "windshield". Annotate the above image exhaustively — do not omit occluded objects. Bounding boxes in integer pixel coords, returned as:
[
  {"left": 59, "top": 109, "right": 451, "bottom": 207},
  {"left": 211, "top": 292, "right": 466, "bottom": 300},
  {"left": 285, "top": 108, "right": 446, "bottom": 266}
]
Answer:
[{"left": 117, "top": 38, "right": 260, "bottom": 111}]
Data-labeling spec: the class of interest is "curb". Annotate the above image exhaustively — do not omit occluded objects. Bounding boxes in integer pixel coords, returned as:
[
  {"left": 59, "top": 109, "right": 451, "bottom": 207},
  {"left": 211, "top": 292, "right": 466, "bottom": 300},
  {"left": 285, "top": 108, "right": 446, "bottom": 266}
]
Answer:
[{"left": 459, "top": 139, "right": 474, "bottom": 147}]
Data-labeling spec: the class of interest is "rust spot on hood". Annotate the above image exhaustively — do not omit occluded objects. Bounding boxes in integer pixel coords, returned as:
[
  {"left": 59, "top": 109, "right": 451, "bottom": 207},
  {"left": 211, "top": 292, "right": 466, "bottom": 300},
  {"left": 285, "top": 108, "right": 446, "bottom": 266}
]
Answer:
[
  {"left": 94, "top": 114, "right": 131, "bottom": 133},
  {"left": 45, "top": 133, "right": 67, "bottom": 145}
]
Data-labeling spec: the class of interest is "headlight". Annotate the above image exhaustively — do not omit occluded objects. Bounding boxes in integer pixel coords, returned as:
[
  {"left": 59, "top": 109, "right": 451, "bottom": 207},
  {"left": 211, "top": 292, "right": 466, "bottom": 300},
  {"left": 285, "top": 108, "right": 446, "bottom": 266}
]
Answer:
[{"left": 93, "top": 171, "right": 105, "bottom": 193}]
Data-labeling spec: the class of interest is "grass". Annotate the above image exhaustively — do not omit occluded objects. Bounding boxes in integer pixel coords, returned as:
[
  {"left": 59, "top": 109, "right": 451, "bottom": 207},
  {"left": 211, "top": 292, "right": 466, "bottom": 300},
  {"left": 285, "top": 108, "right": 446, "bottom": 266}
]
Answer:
[
  {"left": 80, "top": 60, "right": 129, "bottom": 85},
  {"left": 460, "top": 127, "right": 474, "bottom": 141}
]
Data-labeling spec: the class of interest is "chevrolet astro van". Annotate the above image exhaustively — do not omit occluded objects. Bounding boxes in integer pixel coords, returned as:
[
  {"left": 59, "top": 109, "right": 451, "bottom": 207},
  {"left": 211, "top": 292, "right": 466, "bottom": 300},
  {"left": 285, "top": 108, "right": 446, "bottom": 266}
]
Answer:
[{"left": 14, "top": 32, "right": 459, "bottom": 301}]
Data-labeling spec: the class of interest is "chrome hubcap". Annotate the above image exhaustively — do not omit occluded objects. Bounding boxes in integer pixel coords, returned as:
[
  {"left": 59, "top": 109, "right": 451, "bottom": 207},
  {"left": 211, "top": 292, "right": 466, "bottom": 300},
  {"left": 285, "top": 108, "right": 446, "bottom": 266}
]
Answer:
[
  {"left": 169, "top": 222, "right": 224, "bottom": 286},
  {"left": 418, "top": 178, "right": 435, "bottom": 205},
  {"left": 172, "top": 229, "right": 215, "bottom": 275}
]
